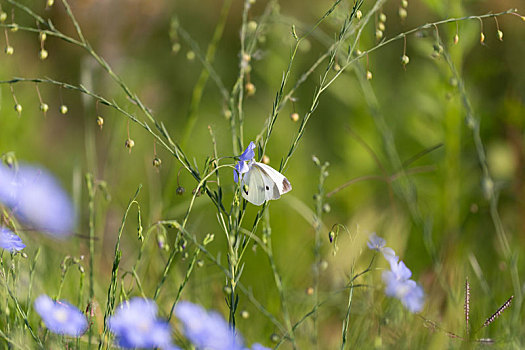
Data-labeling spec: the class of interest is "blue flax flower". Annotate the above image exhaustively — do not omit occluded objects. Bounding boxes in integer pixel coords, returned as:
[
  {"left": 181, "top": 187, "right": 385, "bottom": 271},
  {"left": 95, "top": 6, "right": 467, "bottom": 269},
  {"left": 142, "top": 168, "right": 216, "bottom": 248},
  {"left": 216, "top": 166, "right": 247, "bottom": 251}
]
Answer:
[
  {"left": 108, "top": 298, "right": 174, "bottom": 349},
  {"left": 0, "top": 227, "right": 25, "bottom": 252},
  {"left": 367, "top": 232, "right": 397, "bottom": 263},
  {"left": 175, "top": 301, "right": 244, "bottom": 350},
  {"left": 34, "top": 294, "right": 87, "bottom": 337},
  {"left": 382, "top": 259, "right": 424, "bottom": 313},
  {"left": 0, "top": 164, "right": 75, "bottom": 237},
  {"left": 233, "top": 142, "right": 256, "bottom": 183}
]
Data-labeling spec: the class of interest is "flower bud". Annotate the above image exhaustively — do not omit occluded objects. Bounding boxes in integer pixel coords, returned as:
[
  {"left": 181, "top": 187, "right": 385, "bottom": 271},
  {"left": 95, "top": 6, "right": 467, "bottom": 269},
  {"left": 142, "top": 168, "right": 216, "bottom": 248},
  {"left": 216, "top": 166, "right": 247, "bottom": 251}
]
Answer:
[
  {"left": 245, "top": 82, "right": 256, "bottom": 96},
  {"left": 322, "top": 203, "right": 331, "bottom": 213},
  {"left": 39, "top": 49, "right": 48, "bottom": 60},
  {"left": 241, "top": 310, "right": 250, "bottom": 319},
  {"left": 306, "top": 287, "right": 314, "bottom": 295},
  {"left": 402, "top": 0, "right": 408, "bottom": 7},
  {"left": 379, "top": 13, "right": 386, "bottom": 23},
  {"left": 247, "top": 20, "right": 257, "bottom": 32},
  {"left": 5, "top": 45, "right": 14, "bottom": 55},
  {"left": 497, "top": 30, "right": 503, "bottom": 41},
  {"left": 366, "top": 70, "right": 373, "bottom": 80},
  {"left": 480, "top": 32, "right": 485, "bottom": 43},
  {"left": 378, "top": 22, "right": 385, "bottom": 31},
  {"left": 125, "top": 138, "right": 135, "bottom": 151},
  {"left": 96, "top": 116, "right": 104, "bottom": 128},
  {"left": 375, "top": 29, "right": 383, "bottom": 40},
  {"left": 270, "top": 334, "right": 280, "bottom": 343},
  {"left": 261, "top": 155, "right": 270, "bottom": 164},
  {"left": 176, "top": 186, "right": 185, "bottom": 195},
  {"left": 14, "top": 103, "right": 22, "bottom": 114},
  {"left": 196, "top": 259, "right": 204, "bottom": 267},
  {"left": 453, "top": 33, "right": 459, "bottom": 45},
  {"left": 39, "top": 32, "right": 47, "bottom": 42},
  {"left": 10, "top": 24, "right": 18, "bottom": 32},
  {"left": 40, "top": 103, "right": 49, "bottom": 113},
  {"left": 290, "top": 112, "right": 299, "bottom": 122},
  {"left": 355, "top": 49, "right": 362, "bottom": 56},
  {"left": 153, "top": 157, "right": 162, "bottom": 168},
  {"left": 401, "top": 54, "right": 410, "bottom": 65},
  {"left": 47, "top": 0, "right": 55, "bottom": 6},
  {"left": 356, "top": 10, "right": 362, "bottom": 20},
  {"left": 186, "top": 50, "right": 195, "bottom": 61},
  {"left": 60, "top": 105, "right": 68, "bottom": 114},
  {"left": 328, "top": 230, "right": 335, "bottom": 243},
  {"left": 171, "top": 42, "right": 181, "bottom": 53},
  {"left": 398, "top": 7, "right": 407, "bottom": 20},
  {"left": 0, "top": 12, "right": 7, "bottom": 23}
]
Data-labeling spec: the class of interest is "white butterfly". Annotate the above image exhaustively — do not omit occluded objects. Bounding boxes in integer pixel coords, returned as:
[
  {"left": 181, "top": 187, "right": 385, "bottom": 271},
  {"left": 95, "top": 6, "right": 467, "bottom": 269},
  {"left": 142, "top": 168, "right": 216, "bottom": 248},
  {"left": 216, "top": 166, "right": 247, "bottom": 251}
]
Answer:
[
  {"left": 234, "top": 142, "right": 292, "bottom": 206},
  {"left": 240, "top": 160, "right": 292, "bottom": 206}
]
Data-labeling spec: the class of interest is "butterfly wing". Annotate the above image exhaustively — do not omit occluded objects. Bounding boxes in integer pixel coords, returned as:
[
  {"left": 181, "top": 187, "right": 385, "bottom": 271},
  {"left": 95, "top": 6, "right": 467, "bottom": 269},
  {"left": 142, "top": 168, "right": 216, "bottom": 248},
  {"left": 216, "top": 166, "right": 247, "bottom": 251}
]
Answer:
[
  {"left": 253, "top": 162, "right": 292, "bottom": 196},
  {"left": 241, "top": 166, "right": 266, "bottom": 206}
]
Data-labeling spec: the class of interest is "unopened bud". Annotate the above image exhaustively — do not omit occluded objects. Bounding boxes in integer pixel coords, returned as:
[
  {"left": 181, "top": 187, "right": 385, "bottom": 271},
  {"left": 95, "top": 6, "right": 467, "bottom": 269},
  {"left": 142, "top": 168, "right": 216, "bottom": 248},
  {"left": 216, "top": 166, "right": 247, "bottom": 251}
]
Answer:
[
  {"left": 5, "top": 46, "right": 14, "bottom": 55},
  {"left": 153, "top": 157, "right": 162, "bottom": 168},
  {"left": 186, "top": 50, "right": 195, "bottom": 61},
  {"left": 328, "top": 230, "right": 335, "bottom": 243},
  {"left": 0, "top": 12, "right": 7, "bottom": 23},
  {"left": 14, "top": 104, "right": 22, "bottom": 114},
  {"left": 453, "top": 33, "right": 459, "bottom": 45},
  {"left": 402, "top": 0, "right": 408, "bottom": 8},
  {"left": 176, "top": 186, "right": 185, "bottom": 196},
  {"left": 40, "top": 103, "right": 49, "bottom": 113},
  {"left": 322, "top": 203, "right": 331, "bottom": 213},
  {"left": 379, "top": 13, "right": 386, "bottom": 23},
  {"left": 306, "top": 287, "right": 314, "bottom": 295},
  {"left": 39, "top": 32, "right": 47, "bottom": 42},
  {"left": 261, "top": 155, "right": 270, "bottom": 164},
  {"left": 171, "top": 42, "right": 181, "bottom": 53},
  {"left": 241, "top": 310, "right": 249, "bottom": 319},
  {"left": 497, "top": 30, "right": 503, "bottom": 41},
  {"left": 196, "top": 259, "right": 204, "bottom": 267},
  {"left": 375, "top": 29, "right": 383, "bottom": 40},
  {"left": 356, "top": 10, "right": 362, "bottom": 20},
  {"left": 366, "top": 70, "right": 373, "bottom": 80},
  {"left": 60, "top": 105, "right": 68, "bottom": 114},
  {"left": 10, "top": 24, "right": 18, "bottom": 32},
  {"left": 401, "top": 54, "right": 410, "bottom": 65},
  {"left": 245, "top": 82, "right": 256, "bottom": 96},
  {"left": 47, "top": 0, "right": 55, "bottom": 6},
  {"left": 39, "top": 49, "right": 48, "bottom": 60},
  {"left": 378, "top": 22, "right": 385, "bottom": 31},
  {"left": 247, "top": 20, "right": 258, "bottom": 32},
  {"left": 290, "top": 112, "right": 299, "bottom": 122},
  {"left": 125, "top": 138, "right": 135, "bottom": 151},
  {"left": 96, "top": 116, "right": 104, "bottom": 128},
  {"left": 398, "top": 7, "right": 407, "bottom": 20},
  {"left": 480, "top": 32, "right": 485, "bottom": 43}
]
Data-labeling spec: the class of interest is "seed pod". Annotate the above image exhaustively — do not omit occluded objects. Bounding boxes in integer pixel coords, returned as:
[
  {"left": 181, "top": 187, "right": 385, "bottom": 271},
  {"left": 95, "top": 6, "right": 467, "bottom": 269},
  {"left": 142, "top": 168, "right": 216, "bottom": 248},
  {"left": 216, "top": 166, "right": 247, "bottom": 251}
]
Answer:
[
  {"left": 366, "top": 70, "right": 373, "bottom": 80},
  {"left": 40, "top": 103, "right": 49, "bottom": 113},
  {"left": 378, "top": 22, "right": 385, "bottom": 31},
  {"left": 0, "top": 12, "right": 7, "bottom": 22},
  {"left": 480, "top": 32, "right": 485, "bottom": 43},
  {"left": 125, "top": 138, "right": 135, "bottom": 151},
  {"left": 453, "top": 33, "right": 459, "bottom": 45},
  {"left": 398, "top": 7, "right": 407, "bottom": 20},
  {"left": 39, "top": 32, "right": 47, "bottom": 42},
  {"left": 245, "top": 82, "right": 256, "bottom": 96},
  {"left": 60, "top": 105, "right": 68, "bottom": 114},
  {"left": 96, "top": 116, "right": 104, "bottom": 128},
  {"left": 176, "top": 186, "right": 185, "bottom": 196},
  {"left": 153, "top": 157, "right": 162, "bottom": 168},
  {"left": 497, "top": 30, "right": 503, "bottom": 41},
  {"left": 356, "top": 10, "right": 362, "bottom": 20},
  {"left": 379, "top": 13, "right": 387, "bottom": 23},
  {"left": 401, "top": 54, "right": 410, "bottom": 65},
  {"left": 14, "top": 104, "right": 22, "bottom": 114},
  {"left": 5, "top": 46, "right": 14, "bottom": 55},
  {"left": 290, "top": 112, "right": 299, "bottom": 122},
  {"left": 375, "top": 29, "right": 383, "bottom": 40},
  {"left": 39, "top": 49, "right": 48, "bottom": 60},
  {"left": 261, "top": 155, "right": 270, "bottom": 164}
]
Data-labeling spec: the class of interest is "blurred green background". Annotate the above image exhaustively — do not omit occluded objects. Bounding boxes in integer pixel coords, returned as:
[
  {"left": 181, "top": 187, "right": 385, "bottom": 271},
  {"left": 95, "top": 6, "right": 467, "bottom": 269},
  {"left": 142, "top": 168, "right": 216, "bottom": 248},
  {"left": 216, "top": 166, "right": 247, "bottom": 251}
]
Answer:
[{"left": 0, "top": 0, "right": 524, "bottom": 348}]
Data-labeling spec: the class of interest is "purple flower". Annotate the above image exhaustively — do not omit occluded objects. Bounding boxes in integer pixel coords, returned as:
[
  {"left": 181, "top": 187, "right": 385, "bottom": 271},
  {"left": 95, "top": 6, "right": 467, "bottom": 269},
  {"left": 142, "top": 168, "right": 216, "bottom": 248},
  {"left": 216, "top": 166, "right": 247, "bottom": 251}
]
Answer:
[
  {"left": 382, "top": 260, "right": 424, "bottom": 313},
  {"left": 0, "top": 164, "right": 75, "bottom": 237},
  {"left": 175, "top": 301, "right": 244, "bottom": 350},
  {"left": 34, "top": 294, "right": 87, "bottom": 337},
  {"left": 108, "top": 298, "right": 174, "bottom": 349},
  {"left": 251, "top": 344, "right": 271, "bottom": 350},
  {"left": 233, "top": 142, "right": 256, "bottom": 183},
  {"left": 239, "top": 142, "right": 256, "bottom": 162},
  {"left": 367, "top": 233, "right": 397, "bottom": 263},
  {"left": 0, "top": 228, "right": 25, "bottom": 252}
]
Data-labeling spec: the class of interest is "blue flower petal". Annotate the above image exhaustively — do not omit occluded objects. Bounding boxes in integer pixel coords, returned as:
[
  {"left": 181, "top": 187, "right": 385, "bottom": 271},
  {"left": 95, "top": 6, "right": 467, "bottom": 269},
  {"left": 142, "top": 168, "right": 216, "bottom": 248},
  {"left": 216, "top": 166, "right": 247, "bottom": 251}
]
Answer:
[
  {"left": 0, "top": 164, "right": 75, "bottom": 237},
  {"left": 239, "top": 142, "right": 256, "bottom": 162},
  {"left": 34, "top": 294, "right": 87, "bottom": 337},
  {"left": 0, "top": 228, "right": 25, "bottom": 252}
]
